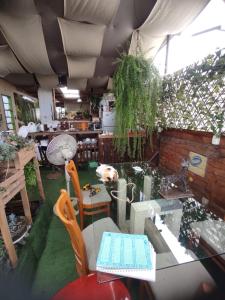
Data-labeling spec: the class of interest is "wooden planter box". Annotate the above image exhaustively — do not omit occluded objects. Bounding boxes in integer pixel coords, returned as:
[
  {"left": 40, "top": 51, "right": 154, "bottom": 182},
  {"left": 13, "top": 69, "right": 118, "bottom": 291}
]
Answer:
[
  {"left": 14, "top": 146, "right": 35, "bottom": 170},
  {"left": 0, "top": 169, "right": 25, "bottom": 205},
  {"left": 0, "top": 146, "right": 35, "bottom": 170}
]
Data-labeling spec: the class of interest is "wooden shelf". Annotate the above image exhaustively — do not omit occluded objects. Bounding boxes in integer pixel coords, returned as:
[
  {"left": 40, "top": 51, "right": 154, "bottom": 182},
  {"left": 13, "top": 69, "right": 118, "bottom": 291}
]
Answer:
[{"left": 0, "top": 169, "right": 32, "bottom": 268}]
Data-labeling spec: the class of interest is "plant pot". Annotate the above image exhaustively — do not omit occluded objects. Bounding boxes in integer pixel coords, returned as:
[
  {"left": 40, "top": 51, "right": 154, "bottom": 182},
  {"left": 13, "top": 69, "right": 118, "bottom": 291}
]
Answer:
[{"left": 212, "top": 134, "right": 220, "bottom": 145}]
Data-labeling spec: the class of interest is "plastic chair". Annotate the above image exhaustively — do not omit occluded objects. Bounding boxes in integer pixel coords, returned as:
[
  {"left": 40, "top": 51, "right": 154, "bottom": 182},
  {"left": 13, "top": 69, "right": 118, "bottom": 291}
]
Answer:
[
  {"left": 55, "top": 189, "right": 120, "bottom": 276},
  {"left": 52, "top": 273, "right": 131, "bottom": 300},
  {"left": 66, "top": 160, "right": 111, "bottom": 229}
]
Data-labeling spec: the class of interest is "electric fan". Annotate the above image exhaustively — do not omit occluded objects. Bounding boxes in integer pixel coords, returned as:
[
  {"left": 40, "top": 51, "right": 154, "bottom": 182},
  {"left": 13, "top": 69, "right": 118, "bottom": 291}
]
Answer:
[{"left": 46, "top": 134, "right": 77, "bottom": 196}]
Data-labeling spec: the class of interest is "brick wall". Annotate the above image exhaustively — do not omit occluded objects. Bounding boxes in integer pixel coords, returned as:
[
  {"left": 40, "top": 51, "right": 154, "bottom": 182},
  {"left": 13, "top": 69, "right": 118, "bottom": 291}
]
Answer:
[{"left": 159, "top": 129, "right": 225, "bottom": 218}]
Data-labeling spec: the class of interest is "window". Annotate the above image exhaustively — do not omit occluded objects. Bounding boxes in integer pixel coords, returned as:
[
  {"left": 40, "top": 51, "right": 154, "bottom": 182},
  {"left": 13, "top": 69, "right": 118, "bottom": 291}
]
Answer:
[{"left": 2, "top": 95, "right": 15, "bottom": 130}]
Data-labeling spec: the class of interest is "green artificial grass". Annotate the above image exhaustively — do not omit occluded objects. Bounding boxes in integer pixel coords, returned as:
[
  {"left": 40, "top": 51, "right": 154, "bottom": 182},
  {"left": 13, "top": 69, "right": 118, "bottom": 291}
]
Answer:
[
  {"left": 32, "top": 216, "right": 75, "bottom": 299},
  {"left": 16, "top": 164, "right": 100, "bottom": 299}
]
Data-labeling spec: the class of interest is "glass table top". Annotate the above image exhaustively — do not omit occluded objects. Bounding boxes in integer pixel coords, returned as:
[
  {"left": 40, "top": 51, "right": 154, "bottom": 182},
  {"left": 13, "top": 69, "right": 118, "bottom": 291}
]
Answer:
[{"left": 90, "top": 161, "right": 225, "bottom": 281}]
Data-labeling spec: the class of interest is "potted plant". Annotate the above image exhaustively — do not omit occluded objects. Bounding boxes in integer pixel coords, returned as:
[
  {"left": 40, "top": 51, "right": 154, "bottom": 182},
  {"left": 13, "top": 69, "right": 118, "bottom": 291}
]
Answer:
[
  {"left": 113, "top": 53, "right": 161, "bottom": 158},
  {"left": 90, "top": 95, "right": 101, "bottom": 115},
  {"left": 210, "top": 110, "right": 224, "bottom": 145}
]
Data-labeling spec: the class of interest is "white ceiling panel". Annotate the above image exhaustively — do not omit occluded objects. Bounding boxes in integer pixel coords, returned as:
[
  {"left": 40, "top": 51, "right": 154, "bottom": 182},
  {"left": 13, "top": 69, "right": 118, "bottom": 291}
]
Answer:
[
  {"left": 64, "top": 0, "right": 120, "bottom": 25},
  {"left": 67, "top": 56, "right": 97, "bottom": 78},
  {"left": 129, "top": 0, "right": 210, "bottom": 58},
  {"left": 58, "top": 18, "right": 105, "bottom": 57},
  {"left": 0, "top": 14, "right": 54, "bottom": 74},
  {"left": 36, "top": 74, "right": 59, "bottom": 89},
  {"left": 0, "top": 45, "right": 25, "bottom": 77}
]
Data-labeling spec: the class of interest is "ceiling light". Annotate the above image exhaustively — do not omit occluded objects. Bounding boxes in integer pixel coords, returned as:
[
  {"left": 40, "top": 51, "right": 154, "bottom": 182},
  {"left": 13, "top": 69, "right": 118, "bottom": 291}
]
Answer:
[
  {"left": 77, "top": 98, "right": 82, "bottom": 103},
  {"left": 60, "top": 87, "right": 80, "bottom": 99}
]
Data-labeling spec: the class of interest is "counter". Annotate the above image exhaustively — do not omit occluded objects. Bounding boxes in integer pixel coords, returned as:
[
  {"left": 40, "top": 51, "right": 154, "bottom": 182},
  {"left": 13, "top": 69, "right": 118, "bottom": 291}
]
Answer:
[{"left": 28, "top": 130, "right": 102, "bottom": 138}]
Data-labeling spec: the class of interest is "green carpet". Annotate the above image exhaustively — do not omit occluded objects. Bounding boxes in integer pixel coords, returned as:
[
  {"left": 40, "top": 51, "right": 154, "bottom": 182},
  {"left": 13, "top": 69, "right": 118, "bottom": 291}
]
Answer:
[{"left": 26, "top": 165, "right": 99, "bottom": 299}]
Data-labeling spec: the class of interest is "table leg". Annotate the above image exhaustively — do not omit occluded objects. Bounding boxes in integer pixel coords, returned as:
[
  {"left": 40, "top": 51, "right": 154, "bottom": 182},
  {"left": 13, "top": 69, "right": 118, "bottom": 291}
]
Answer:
[
  {"left": 0, "top": 203, "right": 18, "bottom": 268},
  {"left": 117, "top": 179, "right": 127, "bottom": 230},
  {"left": 20, "top": 187, "right": 32, "bottom": 225},
  {"left": 143, "top": 175, "right": 153, "bottom": 200},
  {"left": 33, "top": 157, "right": 46, "bottom": 201}
]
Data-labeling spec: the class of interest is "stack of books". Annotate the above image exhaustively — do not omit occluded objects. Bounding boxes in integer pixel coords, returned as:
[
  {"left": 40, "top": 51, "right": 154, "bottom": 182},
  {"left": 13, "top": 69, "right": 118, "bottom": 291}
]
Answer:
[{"left": 96, "top": 232, "right": 156, "bottom": 281}]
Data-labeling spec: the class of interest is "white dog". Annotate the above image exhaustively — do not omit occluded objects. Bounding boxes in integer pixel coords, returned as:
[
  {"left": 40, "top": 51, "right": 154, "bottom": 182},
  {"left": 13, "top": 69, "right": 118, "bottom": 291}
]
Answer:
[{"left": 96, "top": 164, "right": 119, "bottom": 183}]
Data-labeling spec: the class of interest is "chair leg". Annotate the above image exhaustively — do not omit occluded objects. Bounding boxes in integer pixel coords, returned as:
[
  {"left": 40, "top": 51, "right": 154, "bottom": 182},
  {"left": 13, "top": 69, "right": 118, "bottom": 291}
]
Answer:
[
  {"left": 107, "top": 203, "right": 110, "bottom": 217},
  {"left": 79, "top": 210, "right": 84, "bottom": 230}
]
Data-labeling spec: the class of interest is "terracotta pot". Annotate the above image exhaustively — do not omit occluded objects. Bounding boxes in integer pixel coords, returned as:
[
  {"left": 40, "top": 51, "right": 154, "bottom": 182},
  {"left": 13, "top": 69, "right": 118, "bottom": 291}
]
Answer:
[{"left": 80, "top": 122, "right": 88, "bottom": 131}]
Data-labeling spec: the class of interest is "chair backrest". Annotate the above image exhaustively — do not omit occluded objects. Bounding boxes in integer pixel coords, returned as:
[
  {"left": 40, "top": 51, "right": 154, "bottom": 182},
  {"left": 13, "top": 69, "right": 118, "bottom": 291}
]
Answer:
[
  {"left": 66, "top": 160, "right": 83, "bottom": 205},
  {"left": 55, "top": 189, "right": 89, "bottom": 276}
]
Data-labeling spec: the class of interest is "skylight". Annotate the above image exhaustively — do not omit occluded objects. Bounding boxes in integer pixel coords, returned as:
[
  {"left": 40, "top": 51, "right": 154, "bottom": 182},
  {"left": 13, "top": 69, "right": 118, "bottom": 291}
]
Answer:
[{"left": 60, "top": 87, "right": 80, "bottom": 99}]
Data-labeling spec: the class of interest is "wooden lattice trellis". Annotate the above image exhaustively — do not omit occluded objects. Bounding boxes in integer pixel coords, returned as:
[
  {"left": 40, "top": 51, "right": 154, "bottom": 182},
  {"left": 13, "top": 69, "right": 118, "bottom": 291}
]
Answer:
[{"left": 160, "top": 49, "right": 225, "bottom": 133}]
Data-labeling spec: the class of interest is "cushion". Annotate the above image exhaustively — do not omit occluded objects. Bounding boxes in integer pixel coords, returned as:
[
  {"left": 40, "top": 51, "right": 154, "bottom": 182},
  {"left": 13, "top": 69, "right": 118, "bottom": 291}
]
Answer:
[
  {"left": 82, "top": 184, "right": 111, "bottom": 205},
  {"left": 82, "top": 217, "right": 120, "bottom": 271}
]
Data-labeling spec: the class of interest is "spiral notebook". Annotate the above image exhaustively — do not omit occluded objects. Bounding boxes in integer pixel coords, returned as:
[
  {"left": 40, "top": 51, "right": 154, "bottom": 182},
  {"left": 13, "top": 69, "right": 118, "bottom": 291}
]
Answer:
[{"left": 96, "top": 232, "right": 156, "bottom": 281}]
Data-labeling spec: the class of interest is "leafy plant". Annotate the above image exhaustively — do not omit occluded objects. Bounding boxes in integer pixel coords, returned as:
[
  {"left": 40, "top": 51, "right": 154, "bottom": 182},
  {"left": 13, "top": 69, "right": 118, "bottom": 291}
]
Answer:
[
  {"left": 24, "top": 162, "right": 37, "bottom": 187},
  {"left": 113, "top": 53, "right": 161, "bottom": 158},
  {"left": 210, "top": 110, "right": 225, "bottom": 137},
  {"left": 83, "top": 110, "right": 90, "bottom": 120},
  {"left": 6, "top": 134, "right": 31, "bottom": 150},
  {"left": 161, "top": 48, "right": 225, "bottom": 133},
  {"left": 90, "top": 95, "right": 101, "bottom": 115},
  {"left": 0, "top": 143, "right": 16, "bottom": 161}
]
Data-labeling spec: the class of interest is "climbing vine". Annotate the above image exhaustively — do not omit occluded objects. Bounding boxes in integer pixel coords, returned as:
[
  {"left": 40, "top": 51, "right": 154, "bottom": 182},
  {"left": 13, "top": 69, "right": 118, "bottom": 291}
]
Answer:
[{"left": 160, "top": 49, "right": 225, "bottom": 134}]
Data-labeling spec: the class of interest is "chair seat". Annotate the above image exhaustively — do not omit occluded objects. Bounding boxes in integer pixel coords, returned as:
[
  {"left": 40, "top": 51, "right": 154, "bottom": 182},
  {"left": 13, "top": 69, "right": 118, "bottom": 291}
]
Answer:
[
  {"left": 82, "top": 184, "right": 111, "bottom": 205},
  {"left": 82, "top": 217, "right": 120, "bottom": 271},
  {"left": 148, "top": 261, "right": 215, "bottom": 300}
]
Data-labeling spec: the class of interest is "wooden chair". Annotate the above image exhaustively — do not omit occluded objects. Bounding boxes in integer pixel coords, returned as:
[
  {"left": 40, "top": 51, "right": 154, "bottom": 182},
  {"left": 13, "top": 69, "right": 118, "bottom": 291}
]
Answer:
[
  {"left": 55, "top": 189, "right": 120, "bottom": 276},
  {"left": 66, "top": 160, "right": 111, "bottom": 229}
]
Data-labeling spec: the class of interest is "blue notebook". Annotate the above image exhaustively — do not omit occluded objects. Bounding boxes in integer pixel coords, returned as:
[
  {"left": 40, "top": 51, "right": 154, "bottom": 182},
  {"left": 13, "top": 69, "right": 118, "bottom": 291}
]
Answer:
[{"left": 97, "top": 232, "right": 153, "bottom": 270}]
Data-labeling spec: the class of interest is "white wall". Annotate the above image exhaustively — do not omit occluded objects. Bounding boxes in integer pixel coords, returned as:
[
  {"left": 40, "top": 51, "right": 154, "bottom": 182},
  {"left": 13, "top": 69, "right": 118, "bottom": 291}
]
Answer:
[{"left": 37, "top": 88, "right": 54, "bottom": 123}]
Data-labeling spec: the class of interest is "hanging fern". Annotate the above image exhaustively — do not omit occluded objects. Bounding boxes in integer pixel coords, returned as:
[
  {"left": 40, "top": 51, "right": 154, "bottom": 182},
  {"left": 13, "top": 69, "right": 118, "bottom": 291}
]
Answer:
[{"left": 113, "top": 53, "right": 161, "bottom": 158}]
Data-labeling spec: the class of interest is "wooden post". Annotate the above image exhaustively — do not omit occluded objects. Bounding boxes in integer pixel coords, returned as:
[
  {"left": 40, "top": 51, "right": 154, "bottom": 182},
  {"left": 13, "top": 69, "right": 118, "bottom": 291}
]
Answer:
[
  {"left": 33, "top": 157, "right": 46, "bottom": 201},
  {"left": 0, "top": 203, "right": 18, "bottom": 268},
  {"left": 20, "top": 186, "right": 32, "bottom": 225}
]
